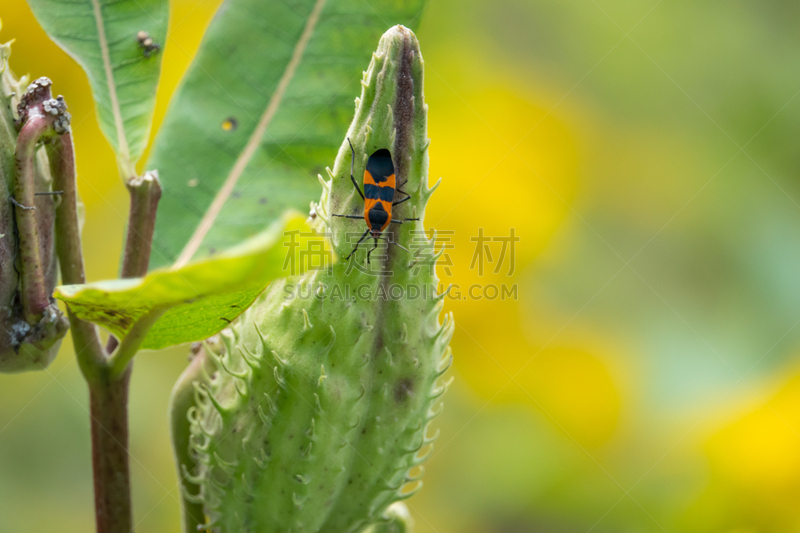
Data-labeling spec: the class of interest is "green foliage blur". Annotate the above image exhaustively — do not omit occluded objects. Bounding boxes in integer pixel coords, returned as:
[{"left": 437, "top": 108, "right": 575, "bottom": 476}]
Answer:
[{"left": 2, "top": 0, "right": 800, "bottom": 532}]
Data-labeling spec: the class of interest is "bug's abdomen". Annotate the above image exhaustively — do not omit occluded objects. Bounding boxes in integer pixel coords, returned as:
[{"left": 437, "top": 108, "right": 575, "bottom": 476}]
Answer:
[
  {"left": 363, "top": 166, "right": 396, "bottom": 232},
  {"left": 365, "top": 200, "right": 391, "bottom": 232}
]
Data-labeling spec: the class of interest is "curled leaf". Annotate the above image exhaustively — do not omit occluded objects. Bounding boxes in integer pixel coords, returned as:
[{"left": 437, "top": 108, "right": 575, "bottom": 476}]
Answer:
[{"left": 54, "top": 214, "right": 328, "bottom": 350}]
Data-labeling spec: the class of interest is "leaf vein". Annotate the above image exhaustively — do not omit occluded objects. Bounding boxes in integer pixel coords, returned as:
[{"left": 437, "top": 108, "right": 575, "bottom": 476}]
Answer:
[
  {"left": 173, "top": 0, "right": 329, "bottom": 267},
  {"left": 90, "top": 0, "right": 130, "bottom": 167}
]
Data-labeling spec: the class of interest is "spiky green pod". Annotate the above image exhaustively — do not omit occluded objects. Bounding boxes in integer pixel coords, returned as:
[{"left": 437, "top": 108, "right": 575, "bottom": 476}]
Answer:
[
  {"left": 0, "top": 29, "right": 68, "bottom": 372},
  {"left": 173, "top": 25, "right": 453, "bottom": 533}
]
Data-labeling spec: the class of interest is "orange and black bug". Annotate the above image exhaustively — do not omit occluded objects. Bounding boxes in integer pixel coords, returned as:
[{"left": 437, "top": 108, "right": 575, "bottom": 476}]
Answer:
[{"left": 333, "top": 139, "right": 419, "bottom": 262}]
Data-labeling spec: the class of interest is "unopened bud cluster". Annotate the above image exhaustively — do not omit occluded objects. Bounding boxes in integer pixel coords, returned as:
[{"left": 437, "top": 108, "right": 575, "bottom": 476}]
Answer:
[
  {"left": 42, "top": 95, "right": 70, "bottom": 134},
  {"left": 17, "top": 76, "right": 71, "bottom": 136},
  {"left": 0, "top": 40, "right": 68, "bottom": 372}
]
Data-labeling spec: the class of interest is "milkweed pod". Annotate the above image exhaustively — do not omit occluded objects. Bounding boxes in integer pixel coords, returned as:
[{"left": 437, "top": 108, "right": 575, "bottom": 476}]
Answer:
[{"left": 171, "top": 25, "right": 452, "bottom": 533}]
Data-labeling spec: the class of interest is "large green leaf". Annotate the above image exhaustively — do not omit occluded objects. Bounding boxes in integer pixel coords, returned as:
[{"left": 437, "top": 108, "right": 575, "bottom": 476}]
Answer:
[
  {"left": 147, "top": 0, "right": 426, "bottom": 269},
  {"left": 26, "top": 0, "right": 169, "bottom": 175},
  {"left": 54, "top": 214, "right": 326, "bottom": 351}
]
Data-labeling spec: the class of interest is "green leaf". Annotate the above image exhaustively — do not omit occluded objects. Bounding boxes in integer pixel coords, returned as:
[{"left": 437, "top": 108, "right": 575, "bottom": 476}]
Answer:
[
  {"left": 54, "top": 214, "right": 326, "bottom": 351},
  {"left": 147, "top": 0, "right": 426, "bottom": 269},
  {"left": 26, "top": 0, "right": 169, "bottom": 175}
]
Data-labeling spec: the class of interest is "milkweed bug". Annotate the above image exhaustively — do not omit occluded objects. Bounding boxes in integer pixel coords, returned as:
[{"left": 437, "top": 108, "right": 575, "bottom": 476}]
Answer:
[{"left": 333, "top": 138, "right": 419, "bottom": 262}]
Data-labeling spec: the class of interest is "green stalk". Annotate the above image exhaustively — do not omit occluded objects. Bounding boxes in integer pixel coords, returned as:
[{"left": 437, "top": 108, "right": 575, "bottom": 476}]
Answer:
[
  {"left": 48, "top": 132, "right": 105, "bottom": 381},
  {"left": 88, "top": 172, "right": 162, "bottom": 532},
  {"left": 47, "top": 102, "right": 162, "bottom": 532}
]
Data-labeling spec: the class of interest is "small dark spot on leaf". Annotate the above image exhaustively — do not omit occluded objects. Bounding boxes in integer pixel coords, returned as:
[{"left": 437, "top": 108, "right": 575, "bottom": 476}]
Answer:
[
  {"left": 222, "top": 117, "right": 238, "bottom": 131},
  {"left": 232, "top": 191, "right": 241, "bottom": 199},
  {"left": 95, "top": 308, "right": 134, "bottom": 331},
  {"left": 259, "top": 197, "right": 267, "bottom": 205},
  {"left": 220, "top": 317, "right": 232, "bottom": 324}
]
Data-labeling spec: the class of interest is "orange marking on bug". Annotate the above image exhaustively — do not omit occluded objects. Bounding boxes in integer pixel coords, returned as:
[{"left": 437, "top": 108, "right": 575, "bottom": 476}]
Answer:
[{"left": 364, "top": 171, "right": 396, "bottom": 189}]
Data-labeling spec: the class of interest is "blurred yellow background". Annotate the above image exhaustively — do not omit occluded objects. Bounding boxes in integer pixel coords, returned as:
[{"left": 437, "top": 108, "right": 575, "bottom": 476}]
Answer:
[{"left": 3, "top": 0, "right": 800, "bottom": 532}]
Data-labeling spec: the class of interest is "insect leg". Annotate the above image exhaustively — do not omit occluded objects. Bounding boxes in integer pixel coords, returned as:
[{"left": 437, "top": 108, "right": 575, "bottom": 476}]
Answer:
[
  {"left": 392, "top": 189, "right": 411, "bottom": 206},
  {"left": 367, "top": 234, "right": 411, "bottom": 255},
  {"left": 392, "top": 189, "right": 418, "bottom": 221},
  {"left": 390, "top": 216, "right": 420, "bottom": 225},
  {"left": 347, "top": 137, "right": 365, "bottom": 201},
  {"left": 332, "top": 214, "right": 363, "bottom": 220},
  {"left": 366, "top": 236, "right": 381, "bottom": 264},
  {"left": 346, "top": 228, "right": 371, "bottom": 260},
  {"left": 389, "top": 240, "right": 411, "bottom": 254}
]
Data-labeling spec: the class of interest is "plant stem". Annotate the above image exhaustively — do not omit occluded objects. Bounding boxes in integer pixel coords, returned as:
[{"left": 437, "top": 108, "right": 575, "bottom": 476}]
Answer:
[
  {"left": 48, "top": 133, "right": 132, "bottom": 532},
  {"left": 121, "top": 171, "right": 161, "bottom": 278},
  {"left": 109, "top": 308, "right": 165, "bottom": 379},
  {"left": 89, "top": 369, "right": 133, "bottom": 533},
  {"left": 14, "top": 114, "right": 51, "bottom": 323},
  {"left": 91, "top": 169, "right": 161, "bottom": 531},
  {"left": 48, "top": 133, "right": 105, "bottom": 381},
  {"left": 50, "top": 129, "right": 163, "bottom": 531},
  {"left": 106, "top": 171, "right": 162, "bottom": 355}
]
